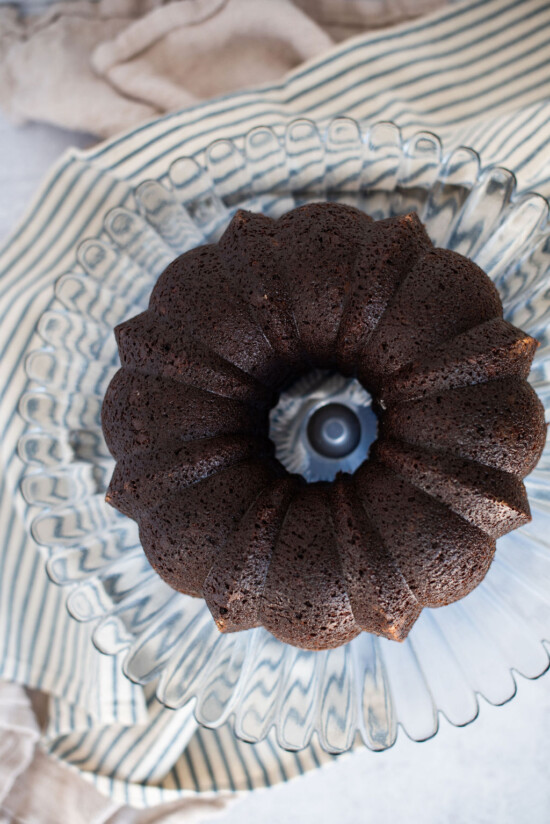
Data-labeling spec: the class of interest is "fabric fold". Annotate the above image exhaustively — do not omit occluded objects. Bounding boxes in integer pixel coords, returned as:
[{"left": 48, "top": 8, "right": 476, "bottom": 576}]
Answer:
[{"left": 0, "top": 0, "right": 445, "bottom": 137}]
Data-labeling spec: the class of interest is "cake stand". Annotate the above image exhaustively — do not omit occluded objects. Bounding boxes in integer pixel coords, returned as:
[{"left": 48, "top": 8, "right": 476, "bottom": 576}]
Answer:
[{"left": 18, "top": 118, "right": 550, "bottom": 754}]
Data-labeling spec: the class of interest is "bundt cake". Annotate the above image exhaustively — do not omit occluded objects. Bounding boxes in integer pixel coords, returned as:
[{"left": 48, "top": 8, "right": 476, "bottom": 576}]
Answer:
[{"left": 102, "top": 202, "right": 547, "bottom": 650}]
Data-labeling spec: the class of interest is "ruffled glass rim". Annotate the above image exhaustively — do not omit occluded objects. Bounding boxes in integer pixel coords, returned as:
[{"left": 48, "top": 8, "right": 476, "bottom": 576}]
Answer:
[{"left": 17, "top": 118, "right": 550, "bottom": 754}]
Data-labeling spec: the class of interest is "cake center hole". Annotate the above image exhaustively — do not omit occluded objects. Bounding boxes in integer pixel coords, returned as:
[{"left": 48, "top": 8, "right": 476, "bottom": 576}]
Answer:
[
  {"left": 307, "top": 403, "right": 361, "bottom": 458},
  {"left": 325, "top": 420, "right": 345, "bottom": 441},
  {"left": 268, "top": 370, "right": 378, "bottom": 482}
]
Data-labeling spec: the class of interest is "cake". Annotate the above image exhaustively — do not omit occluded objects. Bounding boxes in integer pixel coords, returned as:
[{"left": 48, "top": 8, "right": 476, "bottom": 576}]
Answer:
[{"left": 102, "top": 203, "right": 547, "bottom": 650}]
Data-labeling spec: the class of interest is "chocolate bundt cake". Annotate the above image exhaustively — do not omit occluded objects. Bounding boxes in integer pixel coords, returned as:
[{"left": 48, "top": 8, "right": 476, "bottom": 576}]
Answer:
[{"left": 102, "top": 203, "right": 547, "bottom": 650}]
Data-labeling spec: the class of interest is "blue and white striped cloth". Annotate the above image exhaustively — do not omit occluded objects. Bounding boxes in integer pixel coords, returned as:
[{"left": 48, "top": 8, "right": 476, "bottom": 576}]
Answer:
[{"left": 2, "top": 0, "right": 550, "bottom": 805}]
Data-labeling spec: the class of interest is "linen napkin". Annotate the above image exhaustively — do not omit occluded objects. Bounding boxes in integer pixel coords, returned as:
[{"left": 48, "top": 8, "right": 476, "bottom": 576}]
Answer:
[
  {"left": 0, "top": 681, "right": 229, "bottom": 824},
  {"left": 0, "top": 0, "right": 447, "bottom": 137},
  {"left": 1, "top": 0, "right": 550, "bottom": 817}
]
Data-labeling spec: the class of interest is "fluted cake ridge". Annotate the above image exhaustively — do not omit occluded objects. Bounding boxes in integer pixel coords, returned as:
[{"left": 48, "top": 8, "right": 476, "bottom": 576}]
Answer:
[{"left": 102, "top": 203, "right": 546, "bottom": 650}]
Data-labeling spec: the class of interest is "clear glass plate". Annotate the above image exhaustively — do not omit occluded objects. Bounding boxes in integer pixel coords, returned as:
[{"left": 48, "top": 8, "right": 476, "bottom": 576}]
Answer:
[{"left": 18, "top": 118, "right": 550, "bottom": 755}]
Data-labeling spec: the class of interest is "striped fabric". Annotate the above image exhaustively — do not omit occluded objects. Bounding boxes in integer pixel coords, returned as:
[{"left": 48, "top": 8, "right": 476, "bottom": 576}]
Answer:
[{"left": 2, "top": 0, "right": 550, "bottom": 805}]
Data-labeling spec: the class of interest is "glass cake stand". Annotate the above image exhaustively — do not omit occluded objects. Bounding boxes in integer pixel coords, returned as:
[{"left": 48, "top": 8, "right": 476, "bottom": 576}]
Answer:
[{"left": 17, "top": 118, "right": 550, "bottom": 754}]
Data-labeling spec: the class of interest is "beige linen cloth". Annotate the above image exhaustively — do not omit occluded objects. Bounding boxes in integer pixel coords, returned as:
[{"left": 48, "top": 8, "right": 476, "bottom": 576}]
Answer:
[
  {"left": 0, "top": 681, "right": 230, "bottom": 824},
  {"left": 0, "top": 0, "right": 445, "bottom": 137},
  {"left": 0, "top": 1, "right": 446, "bottom": 822}
]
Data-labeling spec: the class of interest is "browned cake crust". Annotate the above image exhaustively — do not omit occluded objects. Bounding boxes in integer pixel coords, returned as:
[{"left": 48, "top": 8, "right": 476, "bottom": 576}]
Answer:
[{"left": 102, "top": 203, "right": 547, "bottom": 650}]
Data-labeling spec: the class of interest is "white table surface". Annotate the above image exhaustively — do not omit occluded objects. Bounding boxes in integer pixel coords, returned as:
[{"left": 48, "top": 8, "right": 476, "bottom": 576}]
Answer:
[{"left": 1, "top": 112, "right": 549, "bottom": 824}]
